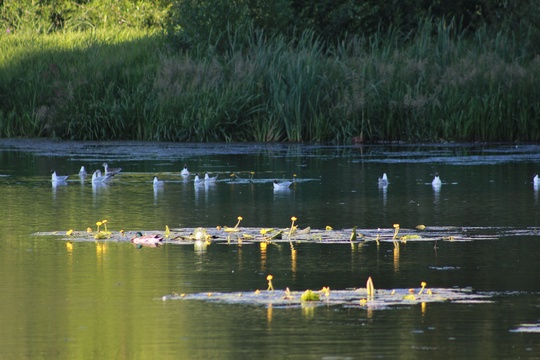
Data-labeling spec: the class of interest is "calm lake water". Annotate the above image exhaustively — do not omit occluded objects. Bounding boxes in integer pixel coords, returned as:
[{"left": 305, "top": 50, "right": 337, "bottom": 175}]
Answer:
[{"left": 1, "top": 139, "right": 539, "bottom": 359}]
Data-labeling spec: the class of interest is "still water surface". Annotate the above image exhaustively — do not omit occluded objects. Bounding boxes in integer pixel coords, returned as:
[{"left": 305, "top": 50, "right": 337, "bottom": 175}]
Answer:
[{"left": 1, "top": 140, "right": 539, "bottom": 359}]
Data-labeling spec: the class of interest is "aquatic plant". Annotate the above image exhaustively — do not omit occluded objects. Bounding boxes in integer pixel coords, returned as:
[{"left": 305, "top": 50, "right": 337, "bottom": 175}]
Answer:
[
  {"left": 288, "top": 217, "right": 297, "bottom": 238},
  {"left": 392, "top": 224, "right": 400, "bottom": 247},
  {"left": 234, "top": 216, "right": 243, "bottom": 228},
  {"left": 349, "top": 226, "right": 357, "bottom": 246},
  {"left": 101, "top": 219, "right": 110, "bottom": 234},
  {"left": 66, "top": 229, "right": 73, "bottom": 236},
  {"left": 267, "top": 275, "right": 274, "bottom": 291},
  {"left": 164, "top": 225, "right": 170, "bottom": 238},
  {"left": 366, "top": 277, "right": 375, "bottom": 298},
  {"left": 418, "top": 282, "right": 427, "bottom": 295},
  {"left": 301, "top": 290, "right": 320, "bottom": 301}
]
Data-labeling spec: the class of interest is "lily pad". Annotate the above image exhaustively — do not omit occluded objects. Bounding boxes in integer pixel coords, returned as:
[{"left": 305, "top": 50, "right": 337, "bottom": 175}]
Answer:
[
  {"left": 33, "top": 225, "right": 540, "bottom": 245},
  {"left": 161, "top": 287, "right": 491, "bottom": 310}
]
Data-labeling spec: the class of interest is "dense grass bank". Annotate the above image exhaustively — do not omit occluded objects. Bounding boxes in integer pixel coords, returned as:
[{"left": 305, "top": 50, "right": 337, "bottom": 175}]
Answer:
[{"left": 1, "top": 22, "right": 539, "bottom": 142}]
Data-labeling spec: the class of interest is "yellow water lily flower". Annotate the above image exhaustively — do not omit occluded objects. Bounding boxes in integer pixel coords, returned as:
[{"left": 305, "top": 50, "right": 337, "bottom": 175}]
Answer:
[
  {"left": 416, "top": 224, "right": 426, "bottom": 230},
  {"left": 283, "top": 287, "right": 292, "bottom": 299},
  {"left": 164, "top": 225, "right": 170, "bottom": 238},
  {"left": 96, "top": 221, "right": 102, "bottom": 232},
  {"left": 234, "top": 216, "right": 243, "bottom": 228},
  {"left": 360, "top": 298, "right": 367, "bottom": 305},
  {"left": 66, "top": 229, "right": 73, "bottom": 236},
  {"left": 86, "top": 227, "right": 92, "bottom": 233},
  {"left": 325, "top": 225, "right": 333, "bottom": 231},
  {"left": 350, "top": 226, "right": 357, "bottom": 243},
  {"left": 319, "top": 286, "right": 330, "bottom": 297},
  {"left": 418, "top": 281, "right": 427, "bottom": 295},
  {"left": 366, "top": 277, "right": 375, "bottom": 297},
  {"left": 289, "top": 216, "right": 297, "bottom": 238},
  {"left": 101, "top": 220, "right": 108, "bottom": 233},
  {"left": 267, "top": 275, "right": 274, "bottom": 291}
]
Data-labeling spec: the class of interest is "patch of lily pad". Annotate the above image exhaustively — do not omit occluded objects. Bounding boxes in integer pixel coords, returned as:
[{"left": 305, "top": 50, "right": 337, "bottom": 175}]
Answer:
[
  {"left": 33, "top": 222, "right": 540, "bottom": 246},
  {"left": 161, "top": 286, "right": 493, "bottom": 309}
]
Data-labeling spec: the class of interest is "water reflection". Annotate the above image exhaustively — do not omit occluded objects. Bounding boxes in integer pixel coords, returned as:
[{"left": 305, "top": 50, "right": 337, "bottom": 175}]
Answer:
[
  {"left": 260, "top": 242, "right": 267, "bottom": 272},
  {"left": 194, "top": 239, "right": 208, "bottom": 253},
  {"left": 92, "top": 181, "right": 108, "bottom": 194},
  {"left": 153, "top": 183, "right": 164, "bottom": 203},
  {"left": 378, "top": 182, "right": 388, "bottom": 206},
  {"left": 433, "top": 183, "right": 441, "bottom": 207},
  {"left": 393, "top": 244, "right": 400, "bottom": 272},
  {"left": 3, "top": 141, "right": 540, "bottom": 359}
]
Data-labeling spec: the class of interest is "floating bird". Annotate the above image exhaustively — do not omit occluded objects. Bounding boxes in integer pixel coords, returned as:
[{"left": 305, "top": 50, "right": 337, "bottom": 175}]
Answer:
[
  {"left": 131, "top": 232, "right": 163, "bottom": 248},
  {"left": 92, "top": 169, "right": 114, "bottom": 184},
  {"left": 534, "top": 174, "right": 540, "bottom": 186},
  {"left": 432, "top": 173, "right": 442, "bottom": 187},
  {"left": 273, "top": 179, "right": 293, "bottom": 189},
  {"left": 102, "top": 163, "right": 122, "bottom": 176},
  {"left": 180, "top": 165, "right": 190, "bottom": 176},
  {"left": 78, "top": 166, "right": 87, "bottom": 178},
  {"left": 153, "top": 176, "right": 165, "bottom": 187},
  {"left": 51, "top": 171, "right": 68, "bottom": 182},
  {"left": 378, "top": 173, "right": 388, "bottom": 186},
  {"left": 204, "top": 173, "right": 218, "bottom": 182},
  {"left": 194, "top": 174, "right": 204, "bottom": 185}
]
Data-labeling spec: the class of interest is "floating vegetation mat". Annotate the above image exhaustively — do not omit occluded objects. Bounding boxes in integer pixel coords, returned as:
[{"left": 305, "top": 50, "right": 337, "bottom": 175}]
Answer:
[
  {"left": 33, "top": 224, "right": 540, "bottom": 245},
  {"left": 161, "top": 287, "right": 493, "bottom": 309}
]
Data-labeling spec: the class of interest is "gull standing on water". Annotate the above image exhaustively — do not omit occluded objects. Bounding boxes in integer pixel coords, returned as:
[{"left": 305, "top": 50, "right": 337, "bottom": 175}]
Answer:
[
  {"left": 432, "top": 172, "right": 442, "bottom": 187},
  {"left": 51, "top": 171, "right": 68, "bottom": 182},
  {"left": 204, "top": 173, "right": 218, "bottom": 183},
  {"left": 92, "top": 170, "right": 114, "bottom": 184},
  {"left": 273, "top": 179, "right": 293, "bottom": 190},
  {"left": 193, "top": 174, "right": 204, "bottom": 185},
  {"left": 79, "top": 166, "right": 87, "bottom": 178},
  {"left": 181, "top": 165, "right": 190, "bottom": 177},
  {"left": 378, "top": 173, "right": 389, "bottom": 187},
  {"left": 102, "top": 163, "right": 122, "bottom": 176},
  {"left": 153, "top": 176, "right": 165, "bottom": 187}
]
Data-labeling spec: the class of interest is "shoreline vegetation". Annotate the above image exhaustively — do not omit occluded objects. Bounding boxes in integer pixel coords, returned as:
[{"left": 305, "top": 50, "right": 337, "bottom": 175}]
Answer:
[{"left": 1, "top": 1, "right": 539, "bottom": 143}]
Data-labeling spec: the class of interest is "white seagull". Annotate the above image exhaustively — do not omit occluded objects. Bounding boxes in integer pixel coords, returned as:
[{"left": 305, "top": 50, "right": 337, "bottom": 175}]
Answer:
[
  {"left": 432, "top": 173, "right": 442, "bottom": 187},
  {"left": 273, "top": 179, "right": 293, "bottom": 189},
  {"left": 378, "top": 173, "right": 389, "bottom": 186},
  {"left": 204, "top": 173, "right": 218, "bottom": 183},
  {"left": 533, "top": 174, "right": 540, "bottom": 185},
  {"left": 79, "top": 166, "right": 87, "bottom": 178},
  {"left": 102, "top": 163, "right": 122, "bottom": 176},
  {"left": 51, "top": 171, "right": 68, "bottom": 182},
  {"left": 92, "top": 169, "right": 114, "bottom": 184},
  {"left": 193, "top": 174, "right": 204, "bottom": 185},
  {"left": 180, "top": 165, "right": 190, "bottom": 177},
  {"left": 153, "top": 176, "right": 165, "bottom": 187}
]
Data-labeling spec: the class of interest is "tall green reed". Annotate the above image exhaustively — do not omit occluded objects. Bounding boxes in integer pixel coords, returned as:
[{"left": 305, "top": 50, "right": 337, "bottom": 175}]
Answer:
[{"left": 1, "top": 17, "right": 539, "bottom": 142}]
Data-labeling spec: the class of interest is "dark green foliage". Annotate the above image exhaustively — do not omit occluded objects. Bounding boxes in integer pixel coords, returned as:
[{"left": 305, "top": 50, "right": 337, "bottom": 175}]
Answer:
[{"left": 1, "top": 0, "right": 540, "bottom": 143}]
